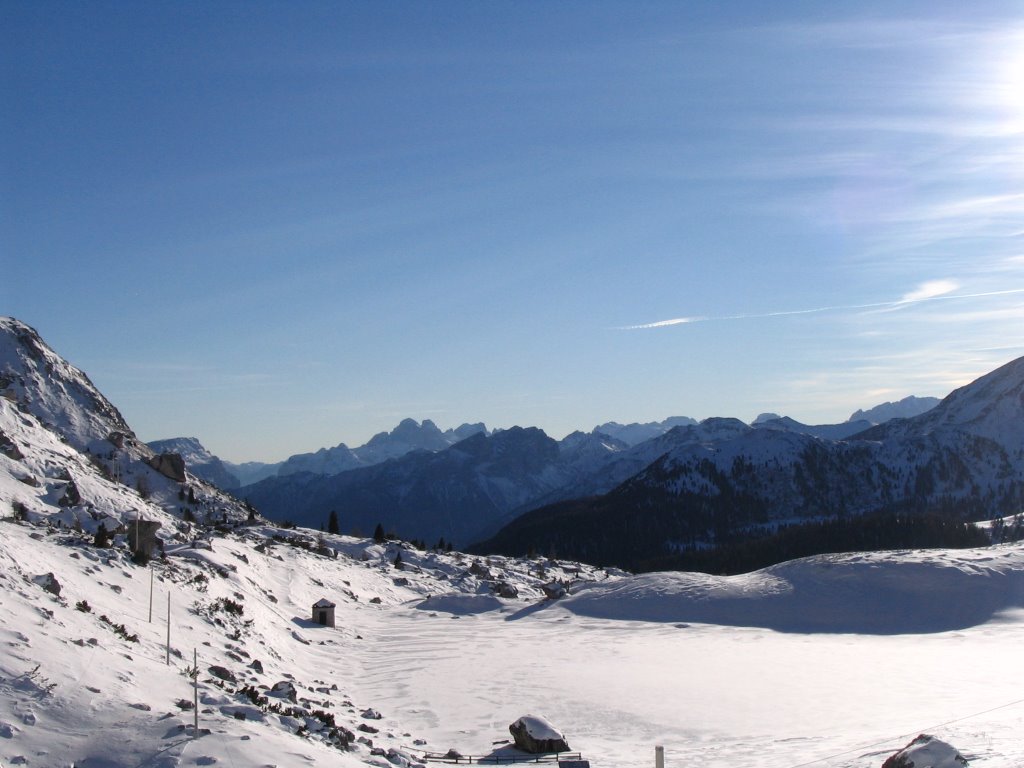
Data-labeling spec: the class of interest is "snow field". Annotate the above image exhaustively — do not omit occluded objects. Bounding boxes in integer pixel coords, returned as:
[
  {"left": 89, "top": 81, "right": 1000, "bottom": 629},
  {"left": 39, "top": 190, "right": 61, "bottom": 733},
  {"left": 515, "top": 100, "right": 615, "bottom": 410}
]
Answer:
[{"left": 3, "top": 515, "right": 1024, "bottom": 768}]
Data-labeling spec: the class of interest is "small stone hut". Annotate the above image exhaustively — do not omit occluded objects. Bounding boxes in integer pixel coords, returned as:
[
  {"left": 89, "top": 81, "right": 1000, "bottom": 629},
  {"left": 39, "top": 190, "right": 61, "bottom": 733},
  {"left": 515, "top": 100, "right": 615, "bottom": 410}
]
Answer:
[{"left": 312, "top": 598, "right": 336, "bottom": 627}]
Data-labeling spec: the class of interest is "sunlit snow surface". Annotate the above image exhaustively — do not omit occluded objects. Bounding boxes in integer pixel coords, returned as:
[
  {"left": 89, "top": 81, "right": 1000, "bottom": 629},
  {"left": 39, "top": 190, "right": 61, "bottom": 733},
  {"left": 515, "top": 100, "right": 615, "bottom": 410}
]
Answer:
[{"left": 2, "top": 516, "right": 1023, "bottom": 768}]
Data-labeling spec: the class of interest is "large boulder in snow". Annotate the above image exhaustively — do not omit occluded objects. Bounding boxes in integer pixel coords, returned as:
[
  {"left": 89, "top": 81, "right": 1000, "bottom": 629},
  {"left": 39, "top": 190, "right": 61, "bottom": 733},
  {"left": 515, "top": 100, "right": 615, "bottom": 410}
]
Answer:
[
  {"left": 146, "top": 452, "right": 186, "bottom": 482},
  {"left": 269, "top": 680, "right": 297, "bottom": 703},
  {"left": 31, "top": 572, "right": 61, "bottom": 597},
  {"left": 509, "top": 714, "right": 570, "bottom": 754},
  {"left": 882, "top": 734, "right": 968, "bottom": 768}
]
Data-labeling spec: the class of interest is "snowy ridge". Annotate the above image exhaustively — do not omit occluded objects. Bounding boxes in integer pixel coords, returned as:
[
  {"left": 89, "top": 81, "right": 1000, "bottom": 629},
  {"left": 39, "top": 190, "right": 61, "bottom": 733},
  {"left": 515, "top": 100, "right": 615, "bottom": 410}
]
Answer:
[{"left": 0, "top": 318, "right": 134, "bottom": 453}]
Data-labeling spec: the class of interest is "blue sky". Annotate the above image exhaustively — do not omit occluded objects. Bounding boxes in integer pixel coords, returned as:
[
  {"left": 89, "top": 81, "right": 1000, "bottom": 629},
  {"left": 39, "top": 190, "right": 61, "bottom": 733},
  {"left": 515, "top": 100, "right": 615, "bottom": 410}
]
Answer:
[{"left": 3, "top": 1, "right": 1024, "bottom": 462}]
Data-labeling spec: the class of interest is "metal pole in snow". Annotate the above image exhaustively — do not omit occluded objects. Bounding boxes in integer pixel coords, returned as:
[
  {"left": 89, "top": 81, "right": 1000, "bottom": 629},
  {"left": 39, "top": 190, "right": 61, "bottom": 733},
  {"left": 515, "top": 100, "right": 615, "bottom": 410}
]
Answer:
[
  {"left": 193, "top": 647, "right": 198, "bottom": 734},
  {"left": 148, "top": 568, "right": 153, "bottom": 623},
  {"left": 165, "top": 593, "right": 170, "bottom": 664},
  {"left": 655, "top": 745, "right": 665, "bottom": 768}
]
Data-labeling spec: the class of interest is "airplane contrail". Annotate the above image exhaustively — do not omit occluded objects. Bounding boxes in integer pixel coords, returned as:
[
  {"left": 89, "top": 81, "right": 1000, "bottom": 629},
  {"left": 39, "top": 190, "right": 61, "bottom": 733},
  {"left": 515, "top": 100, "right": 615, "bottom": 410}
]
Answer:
[{"left": 618, "top": 287, "right": 1024, "bottom": 330}]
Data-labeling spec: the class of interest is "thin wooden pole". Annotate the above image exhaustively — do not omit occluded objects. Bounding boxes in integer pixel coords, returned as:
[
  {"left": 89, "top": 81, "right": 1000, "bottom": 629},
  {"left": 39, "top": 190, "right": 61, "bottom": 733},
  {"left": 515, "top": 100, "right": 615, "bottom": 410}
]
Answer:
[{"left": 148, "top": 568, "right": 153, "bottom": 623}]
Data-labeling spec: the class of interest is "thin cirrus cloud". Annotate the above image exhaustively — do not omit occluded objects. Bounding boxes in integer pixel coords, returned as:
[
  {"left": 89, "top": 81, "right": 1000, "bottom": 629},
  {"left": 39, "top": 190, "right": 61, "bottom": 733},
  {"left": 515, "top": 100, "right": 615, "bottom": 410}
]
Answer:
[{"left": 618, "top": 281, "right": 1024, "bottom": 330}]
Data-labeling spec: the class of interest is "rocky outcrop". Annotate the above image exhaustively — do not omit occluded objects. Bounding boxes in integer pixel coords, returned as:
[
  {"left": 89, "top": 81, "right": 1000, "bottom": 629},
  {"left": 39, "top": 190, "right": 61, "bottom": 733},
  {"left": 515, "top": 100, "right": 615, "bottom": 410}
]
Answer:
[
  {"left": 126, "top": 519, "right": 162, "bottom": 559},
  {"left": 58, "top": 480, "right": 81, "bottom": 507},
  {"left": 31, "top": 572, "right": 61, "bottom": 597},
  {"left": 509, "top": 714, "right": 569, "bottom": 754},
  {"left": 146, "top": 452, "right": 186, "bottom": 482},
  {"left": 542, "top": 581, "right": 567, "bottom": 600},
  {"left": 882, "top": 734, "right": 968, "bottom": 768},
  {"left": 270, "top": 680, "right": 297, "bottom": 703},
  {"left": 0, "top": 428, "right": 23, "bottom": 460}
]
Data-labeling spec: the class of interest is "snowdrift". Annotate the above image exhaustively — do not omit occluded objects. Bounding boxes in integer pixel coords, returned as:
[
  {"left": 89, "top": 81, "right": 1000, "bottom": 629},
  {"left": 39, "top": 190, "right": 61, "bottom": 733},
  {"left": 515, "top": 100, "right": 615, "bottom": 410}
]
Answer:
[{"left": 555, "top": 546, "right": 1024, "bottom": 634}]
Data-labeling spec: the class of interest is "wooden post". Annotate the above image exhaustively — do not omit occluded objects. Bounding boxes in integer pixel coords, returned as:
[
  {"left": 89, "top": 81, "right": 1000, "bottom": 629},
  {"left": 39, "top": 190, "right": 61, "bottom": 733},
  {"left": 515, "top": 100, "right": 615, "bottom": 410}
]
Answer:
[
  {"left": 655, "top": 745, "right": 665, "bottom": 768},
  {"left": 148, "top": 568, "right": 153, "bottom": 623}
]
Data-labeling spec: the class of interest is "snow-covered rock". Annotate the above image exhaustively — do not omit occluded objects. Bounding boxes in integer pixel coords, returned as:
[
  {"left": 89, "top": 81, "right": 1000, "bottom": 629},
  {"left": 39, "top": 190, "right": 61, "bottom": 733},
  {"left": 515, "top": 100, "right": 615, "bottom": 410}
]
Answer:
[
  {"left": 509, "top": 714, "right": 570, "bottom": 753},
  {"left": 882, "top": 734, "right": 969, "bottom": 768}
]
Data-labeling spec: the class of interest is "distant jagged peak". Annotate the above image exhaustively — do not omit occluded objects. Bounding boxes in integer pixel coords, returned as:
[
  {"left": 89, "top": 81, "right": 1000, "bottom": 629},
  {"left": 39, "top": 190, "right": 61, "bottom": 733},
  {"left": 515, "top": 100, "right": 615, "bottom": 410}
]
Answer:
[
  {"left": 275, "top": 419, "right": 491, "bottom": 478},
  {"left": 849, "top": 395, "right": 940, "bottom": 425},
  {"left": 592, "top": 416, "right": 698, "bottom": 446},
  {"left": 365, "top": 417, "right": 487, "bottom": 450},
  {"left": 0, "top": 316, "right": 136, "bottom": 453}
]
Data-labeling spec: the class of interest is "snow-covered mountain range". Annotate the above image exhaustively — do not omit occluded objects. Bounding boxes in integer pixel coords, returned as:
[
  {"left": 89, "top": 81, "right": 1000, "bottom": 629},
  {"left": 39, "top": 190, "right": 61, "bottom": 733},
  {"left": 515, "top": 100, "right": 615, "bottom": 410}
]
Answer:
[
  {"left": 4, "top": 316, "right": 1024, "bottom": 767},
  {"left": 478, "top": 358, "right": 1024, "bottom": 568}
]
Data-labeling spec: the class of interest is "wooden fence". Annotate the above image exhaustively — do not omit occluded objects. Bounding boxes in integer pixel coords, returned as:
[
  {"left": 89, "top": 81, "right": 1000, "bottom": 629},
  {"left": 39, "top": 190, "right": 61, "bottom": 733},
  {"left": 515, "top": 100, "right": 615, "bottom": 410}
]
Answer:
[{"left": 416, "top": 750, "right": 586, "bottom": 765}]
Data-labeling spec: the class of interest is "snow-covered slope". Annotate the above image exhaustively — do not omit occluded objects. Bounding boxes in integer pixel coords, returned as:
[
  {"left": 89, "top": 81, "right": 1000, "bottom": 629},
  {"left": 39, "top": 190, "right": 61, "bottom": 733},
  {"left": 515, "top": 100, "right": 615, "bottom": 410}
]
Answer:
[
  {"left": 0, "top": 319, "right": 251, "bottom": 535},
  {"left": 3, "top": 516, "right": 1024, "bottom": 768},
  {"left": 0, "top": 318, "right": 135, "bottom": 454}
]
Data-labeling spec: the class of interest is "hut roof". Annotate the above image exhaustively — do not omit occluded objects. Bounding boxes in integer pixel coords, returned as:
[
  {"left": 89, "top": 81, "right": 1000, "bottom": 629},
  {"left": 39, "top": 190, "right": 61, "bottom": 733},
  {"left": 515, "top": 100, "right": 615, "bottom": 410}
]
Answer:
[{"left": 313, "top": 598, "right": 336, "bottom": 608}]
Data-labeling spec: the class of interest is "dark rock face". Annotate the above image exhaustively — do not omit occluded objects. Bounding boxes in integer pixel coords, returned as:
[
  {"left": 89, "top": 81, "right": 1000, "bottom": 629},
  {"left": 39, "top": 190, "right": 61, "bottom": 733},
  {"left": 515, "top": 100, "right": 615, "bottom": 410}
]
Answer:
[
  {"left": 146, "top": 453, "right": 186, "bottom": 482},
  {"left": 0, "top": 428, "right": 23, "bottom": 460},
  {"left": 493, "top": 581, "right": 519, "bottom": 598},
  {"left": 509, "top": 715, "right": 570, "bottom": 754},
  {"left": 541, "top": 582, "right": 567, "bottom": 600},
  {"left": 881, "top": 734, "right": 968, "bottom": 768},
  {"left": 207, "top": 665, "right": 237, "bottom": 683},
  {"left": 58, "top": 480, "right": 81, "bottom": 507},
  {"left": 32, "top": 572, "right": 61, "bottom": 597}
]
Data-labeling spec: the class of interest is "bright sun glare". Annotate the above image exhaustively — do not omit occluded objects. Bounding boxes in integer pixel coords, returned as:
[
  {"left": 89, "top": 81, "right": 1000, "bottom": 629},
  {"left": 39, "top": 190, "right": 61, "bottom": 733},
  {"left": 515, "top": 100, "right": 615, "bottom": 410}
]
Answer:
[{"left": 996, "top": 32, "right": 1024, "bottom": 122}]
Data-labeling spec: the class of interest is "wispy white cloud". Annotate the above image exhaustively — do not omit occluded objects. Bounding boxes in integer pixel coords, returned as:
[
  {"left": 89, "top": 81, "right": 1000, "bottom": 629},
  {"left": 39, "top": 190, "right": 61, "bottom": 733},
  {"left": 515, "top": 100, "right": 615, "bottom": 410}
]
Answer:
[
  {"left": 617, "top": 316, "right": 705, "bottom": 330},
  {"left": 620, "top": 282, "right": 1024, "bottom": 330},
  {"left": 897, "top": 279, "right": 959, "bottom": 303}
]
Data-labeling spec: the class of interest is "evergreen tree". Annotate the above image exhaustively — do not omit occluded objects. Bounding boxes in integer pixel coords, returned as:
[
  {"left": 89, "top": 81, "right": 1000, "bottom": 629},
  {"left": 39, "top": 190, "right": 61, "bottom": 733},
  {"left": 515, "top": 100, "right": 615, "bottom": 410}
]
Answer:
[
  {"left": 328, "top": 510, "right": 340, "bottom": 535},
  {"left": 373, "top": 523, "right": 386, "bottom": 544},
  {"left": 93, "top": 523, "right": 110, "bottom": 548},
  {"left": 394, "top": 551, "right": 403, "bottom": 569}
]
